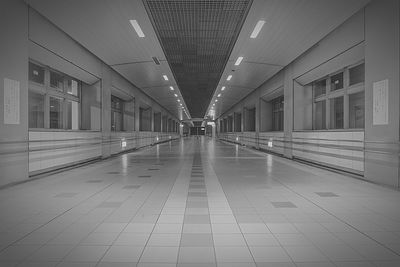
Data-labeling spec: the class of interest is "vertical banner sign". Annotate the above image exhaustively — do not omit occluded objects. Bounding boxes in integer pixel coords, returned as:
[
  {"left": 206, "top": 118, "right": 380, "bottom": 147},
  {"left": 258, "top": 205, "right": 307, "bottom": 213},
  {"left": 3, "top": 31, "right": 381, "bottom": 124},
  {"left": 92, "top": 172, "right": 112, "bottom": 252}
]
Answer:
[
  {"left": 4, "top": 78, "right": 20, "bottom": 125},
  {"left": 372, "top": 79, "right": 389, "bottom": 125}
]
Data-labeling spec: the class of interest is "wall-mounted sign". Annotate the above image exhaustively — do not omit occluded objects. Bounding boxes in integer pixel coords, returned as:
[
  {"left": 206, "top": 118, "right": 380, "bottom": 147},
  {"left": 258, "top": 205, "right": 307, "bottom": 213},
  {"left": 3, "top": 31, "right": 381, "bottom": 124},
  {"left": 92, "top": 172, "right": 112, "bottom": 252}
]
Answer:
[
  {"left": 3, "top": 78, "right": 20, "bottom": 125},
  {"left": 373, "top": 79, "right": 389, "bottom": 125}
]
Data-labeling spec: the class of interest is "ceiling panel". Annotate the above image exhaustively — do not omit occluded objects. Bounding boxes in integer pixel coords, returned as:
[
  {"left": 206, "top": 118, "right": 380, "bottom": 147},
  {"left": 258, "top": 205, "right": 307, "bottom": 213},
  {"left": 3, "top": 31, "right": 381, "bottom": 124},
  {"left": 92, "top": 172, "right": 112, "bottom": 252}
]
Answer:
[{"left": 144, "top": 0, "right": 253, "bottom": 118}]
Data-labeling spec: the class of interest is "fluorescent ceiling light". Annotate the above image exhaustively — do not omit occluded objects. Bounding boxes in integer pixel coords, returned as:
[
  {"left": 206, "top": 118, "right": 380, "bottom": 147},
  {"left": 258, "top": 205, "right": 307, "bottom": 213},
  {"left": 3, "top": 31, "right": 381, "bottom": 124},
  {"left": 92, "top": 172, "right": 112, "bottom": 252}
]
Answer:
[
  {"left": 169, "top": 86, "right": 174, "bottom": 91},
  {"left": 221, "top": 86, "right": 225, "bottom": 91},
  {"left": 130, "top": 20, "right": 145, "bottom": 38},
  {"left": 235, "top": 56, "right": 243, "bottom": 66},
  {"left": 227, "top": 75, "right": 232, "bottom": 81},
  {"left": 250, "top": 20, "right": 266, "bottom": 38},
  {"left": 174, "top": 94, "right": 178, "bottom": 97},
  {"left": 217, "top": 93, "right": 221, "bottom": 97},
  {"left": 163, "top": 75, "right": 168, "bottom": 81}
]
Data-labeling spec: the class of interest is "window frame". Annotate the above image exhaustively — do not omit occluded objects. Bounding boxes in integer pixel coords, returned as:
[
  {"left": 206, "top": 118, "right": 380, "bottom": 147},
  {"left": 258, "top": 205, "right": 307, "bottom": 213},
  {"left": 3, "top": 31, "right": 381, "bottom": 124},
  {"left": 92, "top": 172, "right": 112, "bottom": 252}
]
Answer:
[
  {"left": 28, "top": 60, "right": 82, "bottom": 130},
  {"left": 311, "top": 61, "right": 365, "bottom": 130}
]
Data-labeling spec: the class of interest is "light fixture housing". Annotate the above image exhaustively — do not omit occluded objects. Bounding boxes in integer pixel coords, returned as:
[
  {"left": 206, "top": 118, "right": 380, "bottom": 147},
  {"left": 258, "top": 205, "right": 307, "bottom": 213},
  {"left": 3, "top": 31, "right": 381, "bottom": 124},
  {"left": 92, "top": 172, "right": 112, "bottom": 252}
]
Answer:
[
  {"left": 130, "top": 20, "right": 145, "bottom": 38},
  {"left": 163, "top": 75, "right": 169, "bottom": 81},
  {"left": 235, "top": 56, "right": 243, "bottom": 66},
  {"left": 227, "top": 75, "right": 232, "bottom": 81},
  {"left": 250, "top": 20, "right": 266, "bottom": 38}
]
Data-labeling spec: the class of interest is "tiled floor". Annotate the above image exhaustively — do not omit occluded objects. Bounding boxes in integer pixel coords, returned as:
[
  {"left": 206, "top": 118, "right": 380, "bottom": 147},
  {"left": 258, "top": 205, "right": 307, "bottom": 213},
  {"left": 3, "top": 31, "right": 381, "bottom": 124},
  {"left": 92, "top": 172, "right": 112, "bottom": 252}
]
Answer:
[{"left": 1, "top": 137, "right": 400, "bottom": 266}]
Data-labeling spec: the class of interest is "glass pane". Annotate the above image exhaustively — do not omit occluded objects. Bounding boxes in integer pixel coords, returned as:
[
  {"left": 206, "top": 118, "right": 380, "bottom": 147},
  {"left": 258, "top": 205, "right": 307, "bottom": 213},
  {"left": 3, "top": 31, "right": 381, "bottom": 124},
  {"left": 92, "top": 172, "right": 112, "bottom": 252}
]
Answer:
[
  {"left": 349, "top": 92, "right": 365, "bottom": 128},
  {"left": 330, "top": 96, "right": 344, "bottom": 129},
  {"left": 50, "top": 71, "right": 64, "bottom": 90},
  {"left": 313, "top": 79, "right": 326, "bottom": 98},
  {"left": 28, "top": 90, "right": 45, "bottom": 128},
  {"left": 314, "top": 101, "right": 326, "bottom": 130},
  {"left": 111, "top": 111, "right": 122, "bottom": 131},
  {"left": 349, "top": 63, "right": 365, "bottom": 86},
  {"left": 49, "top": 96, "right": 63, "bottom": 129},
  {"left": 29, "top": 62, "right": 45, "bottom": 84},
  {"left": 67, "top": 100, "right": 79, "bottom": 130},
  {"left": 66, "top": 78, "right": 79, "bottom": 96},
  {"left": 330, "top": 72, "right": 343, "bottom": 91}
]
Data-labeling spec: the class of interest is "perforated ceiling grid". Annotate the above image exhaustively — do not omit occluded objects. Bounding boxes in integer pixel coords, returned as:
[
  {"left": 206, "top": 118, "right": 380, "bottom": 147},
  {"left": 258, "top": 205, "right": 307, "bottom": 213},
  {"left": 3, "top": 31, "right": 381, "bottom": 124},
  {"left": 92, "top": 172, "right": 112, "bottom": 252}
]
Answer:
[{"left": 144, "top": 0, "right": 252, "bottom": 118}]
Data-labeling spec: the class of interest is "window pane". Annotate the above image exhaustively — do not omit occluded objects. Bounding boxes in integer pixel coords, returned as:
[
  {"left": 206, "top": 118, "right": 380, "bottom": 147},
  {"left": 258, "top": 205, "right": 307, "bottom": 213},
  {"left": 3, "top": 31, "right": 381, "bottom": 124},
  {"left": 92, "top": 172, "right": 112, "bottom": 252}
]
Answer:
[
  {"left": 313, "top": 79, "right": 326, "bottom": 98},
  {"left": 29, "top": 62, "right": 45, "bottom": 84},
  {"left": 349, "top": 63, "right": 365, "bottom": 86},
  {"left": 349, "top": 92, "right": 365, "bottom": 128},
  {"left": 330, "top": 72, "right": 343, "bottom": 91},
  {"left": 67, "top": 100, "right": 79, "bottom": 130},
  {"left": 28, "top": 90, "right": 45, "bottom": 128},
  {"left": 272, "top": 96, "right": 284, "bottom": 131},
  {"left": 66, "top": 78, "right": 79, "bottom": 96},
  {"left": 314, "top": 101, "right": 326, "bottom": 130},
  {"left": 330, "top": 96, "right": 344, "bottom": 129},
  {"left": 49, "top": 96, "right": 63, "bottom": 129},
  {"left": 50, "top": 71, "right": 64, "bottom": 90},
  {"left": 111, "top": 111, "right": 122, "bottom": 131}
]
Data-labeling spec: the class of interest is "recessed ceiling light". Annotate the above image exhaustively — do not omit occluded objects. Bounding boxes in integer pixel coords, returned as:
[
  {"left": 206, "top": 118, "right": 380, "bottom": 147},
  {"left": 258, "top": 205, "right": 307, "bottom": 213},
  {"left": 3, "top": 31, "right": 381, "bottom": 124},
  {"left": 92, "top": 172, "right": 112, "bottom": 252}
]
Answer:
[
  {"left": 129, "top": 20, "right": 145, "bottom": 38},
  {"left": 174, "top": 94, "right": 178, "bottom": 97},
  {"left": 217, "top": 93, "right": 221, "bottom": 97},
  {"left": 163, "top": 75, "right": 169, "bottom": 81},
  {"left": 221, "top": 86, "right": 225, "bottom": 91},
  {"left": 215, "top": 99, "right": 218, "bottom": 102},
  {"left": 177, "top": 99, "right": 180, "bottom": 102},
  {"left": 212, "top": 103, "right": 215, "bottom": 106},
  {"left": 250, "top": 20, "right": 266, "bottom": 38},
  {"left": 169, "top": 86, "right": 174, "bottom": 91},
  {"left": 227, "top": 75, "right": 232, "bottom": 81},
  {"left": 235, "top": 56, "right": 243, "bottom": 66}
]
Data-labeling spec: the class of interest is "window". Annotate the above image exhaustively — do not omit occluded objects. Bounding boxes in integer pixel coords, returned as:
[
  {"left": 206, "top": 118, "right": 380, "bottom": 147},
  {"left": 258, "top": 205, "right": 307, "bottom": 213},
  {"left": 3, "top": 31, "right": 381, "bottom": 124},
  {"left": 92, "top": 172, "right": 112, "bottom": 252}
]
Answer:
[
  {"left": 313, "top": 79, "right": 326, "bottom": 98},
  {"left": 50, "top": 71, "right": 64, "bottom": 91},
  {"left": 349, "top": 91, "right": 364, "bottom": 128},
  {"left": 271, "top": 96, "right": 284, "bottom": 131},
  {"left": 67, "top": 100, "right": 79, "bottom": 130},
  {"left": 330, "top": 96, "right": 344, "bottom": 129},
  {"left": 305, "top": 61, "right": 365, "bottom": 130},
  {"left": 29, "top": 62, "right": 45, "bottom": 84},
  {"left": 314, "top": 101, "right": 326, "bottom": 130},
  {"left": 66, "top": 78, "right": 79, "bottom": 96},
  {"left": 111, "top": 96, "right": 123, "bottom": 131},
  {"left": 28, "top": 91, "right": 45, "bottom": 128},
  {"left": 330, "top": 72, "right": 343, "bottom": 91},
  {"left": 28, "top": 60, "right": 82, "bottom": 130},
  {"left": 349, "top": 63, "right": 365, "bottom": 86},
  {"left": 49, "top": 96, "right": 63, "bottom": 129}
]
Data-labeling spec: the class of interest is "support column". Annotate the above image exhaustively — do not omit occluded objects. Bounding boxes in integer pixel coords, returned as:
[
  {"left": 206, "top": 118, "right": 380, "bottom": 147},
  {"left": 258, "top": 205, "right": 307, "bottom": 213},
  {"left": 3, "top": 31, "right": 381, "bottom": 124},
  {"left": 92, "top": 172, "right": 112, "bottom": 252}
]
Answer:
[
  {"left": 364, "top": 0, "right": 400, "bottom": 187},
  {"left": 101, "top": 63, "right": 112, "bottom": 159},
  {"left": 283, "top": 66, "right": 294, "bottom": 158},
  {"left": 0, "top": 0, "right": 29, "bottom": 186}
]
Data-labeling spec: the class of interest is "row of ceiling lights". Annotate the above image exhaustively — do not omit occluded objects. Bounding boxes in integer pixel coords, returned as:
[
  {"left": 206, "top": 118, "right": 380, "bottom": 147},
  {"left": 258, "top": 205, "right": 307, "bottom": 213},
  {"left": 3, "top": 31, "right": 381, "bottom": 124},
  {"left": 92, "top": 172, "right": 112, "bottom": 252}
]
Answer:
[
  {"left": 209, "top": 19, "right": 266, "bottom": 117},
  {"left": 130, "top": 19, "right": 189, "bottom": 120}
]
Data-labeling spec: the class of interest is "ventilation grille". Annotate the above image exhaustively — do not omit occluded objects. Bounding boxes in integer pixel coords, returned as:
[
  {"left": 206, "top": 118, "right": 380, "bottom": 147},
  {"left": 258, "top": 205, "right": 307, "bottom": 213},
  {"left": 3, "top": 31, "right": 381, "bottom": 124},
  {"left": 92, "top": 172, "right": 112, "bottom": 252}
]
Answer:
[{"left": 144, "top": 0, "right": 252, "bottom": 118}]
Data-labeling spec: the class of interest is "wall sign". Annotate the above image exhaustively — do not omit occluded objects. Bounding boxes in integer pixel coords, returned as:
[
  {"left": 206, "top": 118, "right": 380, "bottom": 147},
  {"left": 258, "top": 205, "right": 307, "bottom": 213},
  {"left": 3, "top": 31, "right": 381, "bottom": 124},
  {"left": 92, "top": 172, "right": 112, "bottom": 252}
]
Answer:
[
  {"left": 4, "top": 78, "right": 20, "bottom": 125},
  {"left": 373, "top": 79, "right": 389, "bottom": 125}
]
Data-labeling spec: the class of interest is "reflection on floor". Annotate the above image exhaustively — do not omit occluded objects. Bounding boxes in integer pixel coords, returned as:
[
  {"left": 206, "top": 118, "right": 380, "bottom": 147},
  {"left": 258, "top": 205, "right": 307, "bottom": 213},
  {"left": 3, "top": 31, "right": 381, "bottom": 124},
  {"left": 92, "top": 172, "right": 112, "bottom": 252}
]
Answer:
[{"left": 0, "top": 137, "right": 400, "bottom": 267}]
